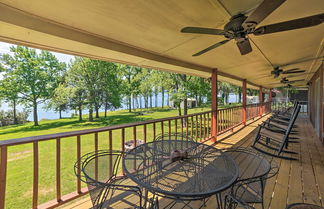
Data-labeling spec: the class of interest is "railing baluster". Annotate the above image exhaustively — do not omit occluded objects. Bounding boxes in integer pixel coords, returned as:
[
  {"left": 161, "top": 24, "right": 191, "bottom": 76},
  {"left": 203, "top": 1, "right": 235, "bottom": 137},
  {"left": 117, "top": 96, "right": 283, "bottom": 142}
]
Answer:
[
  {"left": 33, "top": 142, "right": 38, "bottom": 209},
  {"left": 207, "top": 113, "right": 210, "bottom": 137},
  {"left": 199, "top": 114, "right": 202, "bottom": 141},
  {"left": 121, "top": 128, "right": 125, "bottom": 175},
  {"left": 161, "top": 121, "right": 164, "bottom": 136},
  {"left": 76, "top": 135, "right": 81, "bottom": 193},
  {"left": 191, "top": 116, "right": 194, "bottom": 138},
  {"left": 195, "top": 115, "right": 198, "bottom": 140},
  {"left": 56, "top": 138, "right": 61, "bottom": 202},
  {"left": 94, "top": 133, "right": 98, "bottom": 180},
  {"left": 186, "top": 117, "right": 189, "bottom": 137},
  {"left": 109, "top": 130, "right": 113, "bottom": 177},
  {"left": 175, "top": 119, "right": 178, "bottom": 136},
  {"left": 181, "top": 118, "right": 184, "bottom": 136},
  {"left": 168, "top": 120, "right": 171, "bottom": 136},
  {"left": 144, "top": 124, "right": 147, "bottom": 143},
  {"left": 153, "top": 123, "right": 156, "bottom": 140},
  {"left": 220, "top": 110, "right": 223, "bottom": 132},
  {"left": 203, "top": 114, "right": 206, "bottom": 140},
  {"left": 217, "top": 110, "right": 220, "bottom": 132}
]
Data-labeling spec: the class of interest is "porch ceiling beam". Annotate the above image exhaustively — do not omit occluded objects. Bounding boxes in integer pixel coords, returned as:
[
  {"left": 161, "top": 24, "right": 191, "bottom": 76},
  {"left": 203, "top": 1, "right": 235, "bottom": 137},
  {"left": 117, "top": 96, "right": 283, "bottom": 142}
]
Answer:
[{"left": 0, "top": 3, "right": 261, "bottom": 88}]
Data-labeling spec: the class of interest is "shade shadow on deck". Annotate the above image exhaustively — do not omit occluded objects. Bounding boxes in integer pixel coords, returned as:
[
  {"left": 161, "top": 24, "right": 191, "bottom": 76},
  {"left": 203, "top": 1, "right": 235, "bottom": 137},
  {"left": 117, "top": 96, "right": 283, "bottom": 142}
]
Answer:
[{"left": 61, "top": 114, "right": 324, "bottom": 209}]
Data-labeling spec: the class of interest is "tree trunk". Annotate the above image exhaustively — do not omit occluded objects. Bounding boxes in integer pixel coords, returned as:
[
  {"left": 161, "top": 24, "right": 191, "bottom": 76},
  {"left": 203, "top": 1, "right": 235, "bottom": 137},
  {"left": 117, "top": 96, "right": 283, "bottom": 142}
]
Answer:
[
  {"left": 155, "top": 92, "right": 158, "bottom": 108},
  {"left": 59, "top": 109, "right": 62, "bottom": 119},
  {"left": 167, "top": 91, "right": 170, "bottom": 106},
  {"left": 139, "top": 97, "right": 142, "bottom": 109},
  {"left": 177, "top": 105, "right": 182, "bottom": 116},
  {"left": 128, "top": 96, "right": 132, "bottom": 112},
  {"left": 195, "top": 95, "right": 199, "bottom": 106},
  {"left": 33, "top": 100, "right": 39, "bottom": 126},
  {"left": 184, "top": 98, "right": 188, "bottom": 115},
  {"left": 95, "top": 106, "right": 99, "bottom": 118},
  {"left": 133, "top": 94, "right": 136, "bottom": 111},
  {"left": 150, "top": 94, "right": 152, "bottom": 108},
  {"left": 162, "top": 87, "right": 165, "bottom": 108},
  {"left": 13, "top": 100, "right": 18, "bottom": 124},
  {"left": 89, "top": 107, "right": 93, "bottom": 122},
  {"left": 78, "top": 105, "right": 82, "bottom": 121},
  {"left": 104, "top": 103, "right": 108, "bottom": 118}
]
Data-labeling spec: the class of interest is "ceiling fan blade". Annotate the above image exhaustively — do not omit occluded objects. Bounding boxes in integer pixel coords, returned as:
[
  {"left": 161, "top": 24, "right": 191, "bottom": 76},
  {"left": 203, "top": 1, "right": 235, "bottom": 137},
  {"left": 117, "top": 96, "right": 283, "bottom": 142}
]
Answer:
[
  {"left": 283, "top": 68, "right": 299, "bottom": 72},
  {"left": 253, "top": 13, "right": 324, "bottom": 35},
  {"left": 243, "top": 0, "right": 286, "bottom": 29},
  {"left": 193, "top": 40, "right": 230, "bottom": 56},
  {"left": 236, "top": 39, "right": 252, "bottom": 55},
  {"left": 282, "top": 70, "right": 306, "bottom": 74},
  {"left": 285, "top": 72, "right": 314, "bottom": 78},
  {"left": 181, "top": 27, "right": 227, "bottom": 36},
  {"left": 287, "top": 79, "right": 305, "bottom": 83}
]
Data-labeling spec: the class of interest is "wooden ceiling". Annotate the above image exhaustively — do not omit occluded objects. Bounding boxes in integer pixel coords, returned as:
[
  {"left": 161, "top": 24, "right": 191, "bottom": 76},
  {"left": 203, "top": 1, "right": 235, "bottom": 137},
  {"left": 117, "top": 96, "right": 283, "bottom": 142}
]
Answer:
[{"left": 0, "top": 0, "right": 323, "bottom": 88}]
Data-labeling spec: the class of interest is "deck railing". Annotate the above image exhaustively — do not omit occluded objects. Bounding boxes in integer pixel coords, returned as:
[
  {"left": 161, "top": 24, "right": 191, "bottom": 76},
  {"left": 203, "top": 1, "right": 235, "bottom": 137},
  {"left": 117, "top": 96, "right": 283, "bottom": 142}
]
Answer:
[{"left": 0, "top": 102, "right": 271, "bottom": 209}]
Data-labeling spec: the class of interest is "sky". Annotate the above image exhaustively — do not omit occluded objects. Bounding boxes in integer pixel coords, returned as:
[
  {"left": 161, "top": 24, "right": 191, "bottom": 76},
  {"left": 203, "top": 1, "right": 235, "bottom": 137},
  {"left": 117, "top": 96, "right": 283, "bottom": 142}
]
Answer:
[{"left": 0, "top": 41, "right": 74, "bottom": 64}]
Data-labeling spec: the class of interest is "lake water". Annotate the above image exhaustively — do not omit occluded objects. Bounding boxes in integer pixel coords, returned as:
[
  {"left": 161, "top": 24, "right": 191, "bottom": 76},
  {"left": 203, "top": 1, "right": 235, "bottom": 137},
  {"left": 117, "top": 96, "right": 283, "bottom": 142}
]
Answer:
[{"left": 0, "top": 93, "right": 239, "bottom": 121}]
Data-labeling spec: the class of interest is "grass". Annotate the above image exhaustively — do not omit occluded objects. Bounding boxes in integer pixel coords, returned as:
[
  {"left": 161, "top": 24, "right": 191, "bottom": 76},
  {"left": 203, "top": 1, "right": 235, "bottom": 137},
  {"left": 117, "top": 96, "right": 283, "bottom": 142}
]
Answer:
[{"left": 0, "top": 107, "right": 213, "bottom": 209}]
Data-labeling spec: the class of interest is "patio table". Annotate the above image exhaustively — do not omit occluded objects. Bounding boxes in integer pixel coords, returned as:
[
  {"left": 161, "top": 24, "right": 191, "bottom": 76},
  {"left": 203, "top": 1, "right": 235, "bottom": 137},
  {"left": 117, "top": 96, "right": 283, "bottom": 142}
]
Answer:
[{"left": 123, "top": 140, "right": 239, "bottom": 208}]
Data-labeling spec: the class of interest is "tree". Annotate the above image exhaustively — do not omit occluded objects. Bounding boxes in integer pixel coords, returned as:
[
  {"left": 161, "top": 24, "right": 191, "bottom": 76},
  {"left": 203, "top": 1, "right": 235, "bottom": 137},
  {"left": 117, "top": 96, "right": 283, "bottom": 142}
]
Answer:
[
  {"left": 46, "top": 83, "right": 71, "bottom": 119},
  {"left": 136, "top": 69, "right": 153, "bottom": 109},
  {"left": 0, "top": 77, "right": 20, "bottom": 124},
  {"left": 68, "top": 57, "right": 122, "bottom": 121},
  {"left": 170, "top": 91, "right": 186, "bottom": 116},
  {"left": 98, "top": 61, "right": 122, "bottom": 117},
  {"left": 68, "top": 57, "right": 98, "bottom": 121},
  {"left": 218, "top": 81, "right": 236, "bottom": 105},
  {"left": 187, "top": 76, "right": 210, "bottom": 106},
  {"left": 0, "top": 46, "right": 66, "bottom": 126},
  {"left": 170, "top": 73, "right": 190, "bottom": 116},
  {"left": 119, "top": 65, "right": 141, "bottom": 112}
]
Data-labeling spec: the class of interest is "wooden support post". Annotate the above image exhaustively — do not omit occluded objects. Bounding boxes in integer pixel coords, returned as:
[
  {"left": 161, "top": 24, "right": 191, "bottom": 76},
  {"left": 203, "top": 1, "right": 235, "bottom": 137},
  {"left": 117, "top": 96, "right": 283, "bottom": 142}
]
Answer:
[
  {"left": 211, "top": 69, "right": 218, "bottom": 142},
  {"left": 242, "top": 79, "right": 247, "bottom": 125},
  {"left": 259, "top": 86, "right": 263, "bottom": 116}
]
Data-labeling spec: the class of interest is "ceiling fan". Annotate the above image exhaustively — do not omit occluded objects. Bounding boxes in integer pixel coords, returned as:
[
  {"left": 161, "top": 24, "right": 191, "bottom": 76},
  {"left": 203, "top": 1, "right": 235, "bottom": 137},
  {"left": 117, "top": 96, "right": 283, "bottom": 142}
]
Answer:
[
  {"left": 271, "top": 67, "right": 305, "bottom": 78},
  {"left": 284, "top": 84, "right": 305, "bottom": 88},
  {"left": 180, "top": 0, "right": 324, "bottom": 56},
  {"left": 281, "top": 77, "right": 304, "bottom": 84},
  {"left": 255, "top": 56, "right": 324, "bottom": 79},
  {"left": 266, "top": 77, "right": 304, "bottom": 85}
]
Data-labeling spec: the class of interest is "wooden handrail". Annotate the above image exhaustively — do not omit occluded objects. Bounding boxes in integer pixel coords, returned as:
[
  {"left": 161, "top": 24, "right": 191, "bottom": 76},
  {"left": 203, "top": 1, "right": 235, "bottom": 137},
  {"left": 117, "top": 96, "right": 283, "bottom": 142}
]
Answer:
[{"left": 0, "top": 110, "right": 214, "bottom": 147}]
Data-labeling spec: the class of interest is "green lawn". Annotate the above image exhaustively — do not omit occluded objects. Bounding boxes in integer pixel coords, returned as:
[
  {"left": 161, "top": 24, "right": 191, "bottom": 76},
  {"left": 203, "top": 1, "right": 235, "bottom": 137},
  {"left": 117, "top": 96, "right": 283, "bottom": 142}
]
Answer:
[{"left": 0, "top": 107, "right": 212, "bottom": 209}]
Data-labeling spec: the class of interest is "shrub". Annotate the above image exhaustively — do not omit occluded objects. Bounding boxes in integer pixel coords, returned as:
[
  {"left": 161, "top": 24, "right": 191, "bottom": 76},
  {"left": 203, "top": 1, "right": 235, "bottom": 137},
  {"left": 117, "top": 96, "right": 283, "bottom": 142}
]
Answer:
[{"left": 0, "top": 109, "right": 30, "bottom": 126}]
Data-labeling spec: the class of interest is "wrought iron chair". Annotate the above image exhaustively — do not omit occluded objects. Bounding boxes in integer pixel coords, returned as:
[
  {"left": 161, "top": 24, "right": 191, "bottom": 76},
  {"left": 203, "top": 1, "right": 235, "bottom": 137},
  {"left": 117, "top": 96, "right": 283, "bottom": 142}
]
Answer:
[
  {"left": 74, "top": 150, "right": 143, "bottom": 209},
  {"left": 223, "top": 147, "right": 279, "bottom": 209},
  {"left": 154, "top": 132, "right": 195, "bottom": 142}
]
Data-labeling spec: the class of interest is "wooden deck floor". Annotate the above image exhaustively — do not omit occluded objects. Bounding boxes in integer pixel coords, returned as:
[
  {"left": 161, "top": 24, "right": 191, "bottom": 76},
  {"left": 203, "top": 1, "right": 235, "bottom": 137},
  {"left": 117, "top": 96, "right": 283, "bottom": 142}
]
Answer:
[{"left": 61, "top": 115, "right": 324, "bottom": 209}]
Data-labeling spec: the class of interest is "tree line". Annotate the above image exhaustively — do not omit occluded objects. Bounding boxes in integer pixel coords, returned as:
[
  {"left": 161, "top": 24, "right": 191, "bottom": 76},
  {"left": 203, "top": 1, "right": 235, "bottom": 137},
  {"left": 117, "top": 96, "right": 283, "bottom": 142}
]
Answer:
[{"left": 0, "top": 46, "right": 258, "bottom": 126}]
